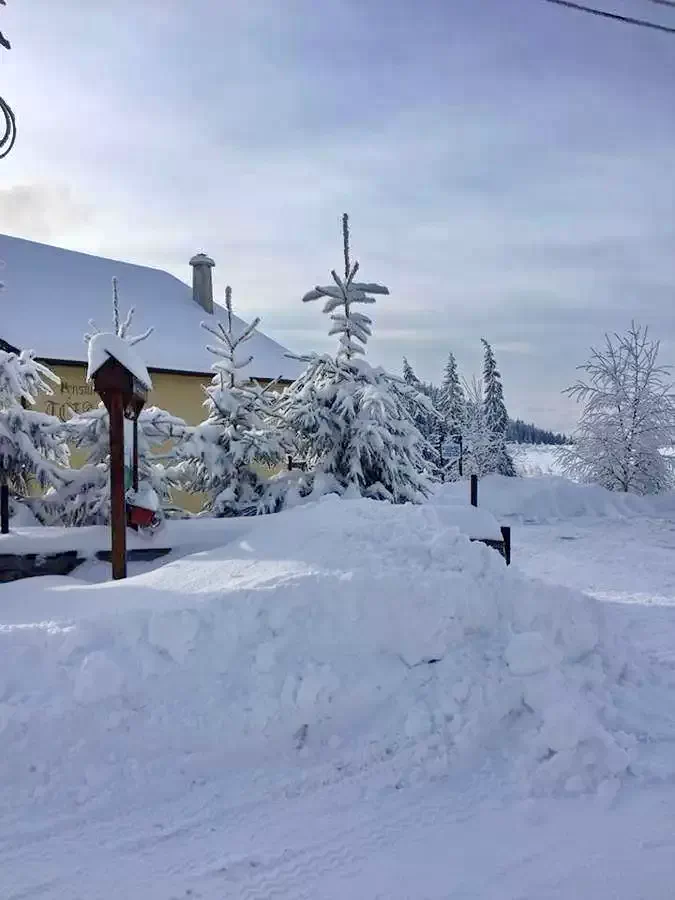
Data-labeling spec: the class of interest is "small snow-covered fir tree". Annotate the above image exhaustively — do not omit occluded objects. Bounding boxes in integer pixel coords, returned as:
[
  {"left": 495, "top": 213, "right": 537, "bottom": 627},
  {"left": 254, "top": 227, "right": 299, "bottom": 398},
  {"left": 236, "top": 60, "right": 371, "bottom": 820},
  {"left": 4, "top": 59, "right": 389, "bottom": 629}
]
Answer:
[
  {"left": 48, "top": 404, "right": 189, "bottom": 526},
  {"left": 276, "top": 214, "right": 432, "bottom": 504},
  {"left": 559, "top": 322, "right": 675, "bottom": 494},
  {"left": 481, "top": 339, "right": 516, "bottom": 477},
  {"left": 175, "top": 286, "right": 285, "bottom": 517},
  {"left": 0, "top": 348, "right": 68, "bottom": 529},
  {"left": 44, "top": 278, "right": 188, "bottom": 525}
]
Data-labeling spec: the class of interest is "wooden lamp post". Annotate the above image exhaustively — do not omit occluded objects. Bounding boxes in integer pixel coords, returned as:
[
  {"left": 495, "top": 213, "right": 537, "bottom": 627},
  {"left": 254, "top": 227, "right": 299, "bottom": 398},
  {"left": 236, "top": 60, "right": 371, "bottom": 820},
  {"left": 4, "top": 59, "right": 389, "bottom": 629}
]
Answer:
[{"left": 88, "top": 339, "right": 150, "bottom": 580}]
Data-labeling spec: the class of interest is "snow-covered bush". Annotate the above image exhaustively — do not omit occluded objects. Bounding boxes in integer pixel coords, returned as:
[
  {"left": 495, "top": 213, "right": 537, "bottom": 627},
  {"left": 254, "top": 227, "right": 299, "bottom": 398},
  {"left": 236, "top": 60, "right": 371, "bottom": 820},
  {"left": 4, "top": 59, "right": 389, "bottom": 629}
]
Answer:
[
  {"left": 275, "top": 214, "right": 431, "bottom": 504},
  {"left": 560, "top": 321, "right": 675, "bottom": 494},
  {"left": 0, "top": 348, "right": 68, "bottom": 528},
  {"left": 174, "top": 286, "right": 285, "bottom": 517}
]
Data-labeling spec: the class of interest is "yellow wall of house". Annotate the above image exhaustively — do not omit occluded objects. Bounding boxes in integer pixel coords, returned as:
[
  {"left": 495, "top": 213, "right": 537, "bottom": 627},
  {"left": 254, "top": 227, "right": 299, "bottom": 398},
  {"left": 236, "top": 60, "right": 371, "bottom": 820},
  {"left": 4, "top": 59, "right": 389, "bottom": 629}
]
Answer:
[
  {"left": 38, "top": 363, "right": 211, "bottom": 426},
  {"left": 34, "top": 362, "right": 286, "bottom": 514}
]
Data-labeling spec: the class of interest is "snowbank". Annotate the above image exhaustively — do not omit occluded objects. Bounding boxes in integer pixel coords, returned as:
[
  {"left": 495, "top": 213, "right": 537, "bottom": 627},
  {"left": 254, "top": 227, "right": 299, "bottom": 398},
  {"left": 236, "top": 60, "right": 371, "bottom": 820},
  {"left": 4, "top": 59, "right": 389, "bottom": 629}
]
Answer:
[
  {"left": 438, "top": 475, "right": 675, "bottom": 523},
  {"left": 0, "top": 516, "right": 251, "bottom": 556},
  {"left": 0, "top": 497, "right": 637, "bottom": 819}
]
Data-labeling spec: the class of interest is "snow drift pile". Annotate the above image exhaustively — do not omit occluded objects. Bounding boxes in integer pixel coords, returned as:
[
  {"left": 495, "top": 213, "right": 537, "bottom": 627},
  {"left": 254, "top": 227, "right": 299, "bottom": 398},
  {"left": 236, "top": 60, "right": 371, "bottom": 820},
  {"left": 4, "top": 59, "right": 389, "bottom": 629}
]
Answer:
[
  {"left": 439, "top": 474, "right": 675, "bottom": 523},
  {"left": 0, "top": 497, "right": 636, "bottom": 816}
]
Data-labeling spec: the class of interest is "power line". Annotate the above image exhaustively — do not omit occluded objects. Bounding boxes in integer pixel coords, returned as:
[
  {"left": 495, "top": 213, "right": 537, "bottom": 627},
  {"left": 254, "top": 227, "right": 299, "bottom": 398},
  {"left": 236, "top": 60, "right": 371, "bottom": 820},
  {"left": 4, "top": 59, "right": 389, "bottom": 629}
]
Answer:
[
  {"left": 540, "top": 0, "right": 675, "bottom": 33},
  {"left": 642, "top": 0, "right": 675, "bottom": 9}
]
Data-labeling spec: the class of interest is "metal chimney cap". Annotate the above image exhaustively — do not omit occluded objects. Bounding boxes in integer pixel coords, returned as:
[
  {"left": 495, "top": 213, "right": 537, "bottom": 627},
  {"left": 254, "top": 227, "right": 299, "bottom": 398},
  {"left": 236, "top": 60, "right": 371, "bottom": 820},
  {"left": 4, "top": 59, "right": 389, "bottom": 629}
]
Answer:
[{"left": 189, "top": 252, "right": 215, "bottom": 268}]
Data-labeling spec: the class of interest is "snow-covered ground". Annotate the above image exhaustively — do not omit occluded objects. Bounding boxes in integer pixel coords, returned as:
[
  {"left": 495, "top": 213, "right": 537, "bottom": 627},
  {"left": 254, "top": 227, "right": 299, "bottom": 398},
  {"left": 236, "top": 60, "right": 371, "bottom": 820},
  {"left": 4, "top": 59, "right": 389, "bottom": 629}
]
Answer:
[
  {"left": 510, "top": 442, "right": 568, "bottom": 478},
  {"left": 2, "top": 477, "right": 675, "bottom": 899}
]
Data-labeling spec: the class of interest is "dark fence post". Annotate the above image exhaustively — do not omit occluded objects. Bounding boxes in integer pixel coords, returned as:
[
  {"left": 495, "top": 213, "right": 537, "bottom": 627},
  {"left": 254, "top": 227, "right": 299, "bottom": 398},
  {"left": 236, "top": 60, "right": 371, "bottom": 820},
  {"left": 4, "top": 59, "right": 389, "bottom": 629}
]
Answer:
[
  {"left": 287, "top": 455, "right": 293, "bottom": 472},
  {"left": 501, "top": 525, "right": 511, "bottom": 566},
  {"left": 0, "top": 483, "right": 8, "bottom": 534},
  {"left": 470, "top": 474, "right": 478, "bottom": 507}
]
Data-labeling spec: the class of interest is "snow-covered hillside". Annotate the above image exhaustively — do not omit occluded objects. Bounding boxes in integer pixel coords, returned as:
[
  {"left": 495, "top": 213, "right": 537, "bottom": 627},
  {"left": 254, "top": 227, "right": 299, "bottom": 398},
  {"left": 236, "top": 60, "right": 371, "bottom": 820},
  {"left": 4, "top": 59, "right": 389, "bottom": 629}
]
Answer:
[{"left": 2, "top": 480, "right": 675, "bottom": 898}]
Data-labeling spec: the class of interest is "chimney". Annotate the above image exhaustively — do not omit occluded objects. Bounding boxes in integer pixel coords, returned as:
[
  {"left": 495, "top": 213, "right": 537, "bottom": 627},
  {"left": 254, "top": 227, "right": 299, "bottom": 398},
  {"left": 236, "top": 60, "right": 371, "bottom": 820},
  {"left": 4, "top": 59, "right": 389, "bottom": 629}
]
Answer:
[{"left": 189, "top": 252, "right": 215, "bottom": 314}]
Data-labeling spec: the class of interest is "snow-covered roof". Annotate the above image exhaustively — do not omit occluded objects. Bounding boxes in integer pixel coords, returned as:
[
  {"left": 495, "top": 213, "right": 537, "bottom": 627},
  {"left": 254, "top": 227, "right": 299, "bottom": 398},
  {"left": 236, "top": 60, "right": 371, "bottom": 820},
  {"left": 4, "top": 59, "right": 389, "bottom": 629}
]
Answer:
[
  {"left": 86, "top": 332, "right": 153, "bottom": 390},
  {"left": 0, "top": 233, "right": 302, "bottom": 382}
]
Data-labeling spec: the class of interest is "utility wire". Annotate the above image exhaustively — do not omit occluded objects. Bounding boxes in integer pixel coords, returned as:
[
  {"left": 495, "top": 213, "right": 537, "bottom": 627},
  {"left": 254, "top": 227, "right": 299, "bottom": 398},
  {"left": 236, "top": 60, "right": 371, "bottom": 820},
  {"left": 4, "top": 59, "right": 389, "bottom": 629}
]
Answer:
[
  {"left": 540, "top": 0, "right": 675, "bottom": 33},
  {"left": 641, "top": 0, "right": 675, "bottom": 9}
]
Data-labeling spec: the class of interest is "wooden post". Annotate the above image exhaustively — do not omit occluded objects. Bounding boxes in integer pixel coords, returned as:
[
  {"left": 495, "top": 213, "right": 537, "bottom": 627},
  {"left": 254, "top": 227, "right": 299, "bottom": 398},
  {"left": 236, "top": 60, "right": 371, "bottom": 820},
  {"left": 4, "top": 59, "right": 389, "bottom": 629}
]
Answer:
[
  {"left": 132, "top": 417, "right": 139, "bottom": 492},
  {"left": 458, "top": 436, "right": 463, "bottom": 477},
  {"left": 470, "top": 474, "right": 478, "bottom": 507},
  {"left": 0, "top": 483, "right": 8, "bottom": 534},
  {"left": 501, "top": 525, "right": 511, "bottom": 566},
  {"left": 287, "top": 455, "right": 293, "bottom": 472},
  {"left": 108, "top": 392, "right": 127, "bottom": 580}
]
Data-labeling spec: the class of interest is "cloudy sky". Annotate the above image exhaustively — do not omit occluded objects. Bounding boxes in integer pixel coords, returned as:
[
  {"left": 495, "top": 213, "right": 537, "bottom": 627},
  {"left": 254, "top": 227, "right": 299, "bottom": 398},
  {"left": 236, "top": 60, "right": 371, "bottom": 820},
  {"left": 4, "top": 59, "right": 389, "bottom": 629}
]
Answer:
[{"left": 2, "top": 0, "right": 675, "bottom": 430}]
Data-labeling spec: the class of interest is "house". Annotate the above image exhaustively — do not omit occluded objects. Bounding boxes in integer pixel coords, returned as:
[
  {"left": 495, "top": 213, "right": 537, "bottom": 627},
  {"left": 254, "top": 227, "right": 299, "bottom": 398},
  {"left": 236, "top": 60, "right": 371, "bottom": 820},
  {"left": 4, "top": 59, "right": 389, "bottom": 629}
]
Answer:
[{"left": 0, "top": 233, "right": 303, "bottom": 425}]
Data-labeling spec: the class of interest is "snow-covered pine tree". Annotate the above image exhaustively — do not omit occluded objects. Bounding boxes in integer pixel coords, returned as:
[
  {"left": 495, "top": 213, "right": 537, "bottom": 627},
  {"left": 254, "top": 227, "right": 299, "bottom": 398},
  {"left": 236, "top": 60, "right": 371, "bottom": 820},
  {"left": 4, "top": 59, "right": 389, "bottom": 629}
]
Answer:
[
  {"left": 461, "top": 376, "right": 505, "bottom": 478},
  {"left": 559, "top": 321, "right": 675, "bottom": 494},
  {"left": 481, "top": 339, "right": 516, "bottom": 477},
  {"left": 44, "top": 278, "right": 188, "bottom": 525},
  {"left": 175, "top": 286, "right": 285, "bottom": 517},
  {"left": 401, "top": 357, "right": 441, "bottom": 472},
  {"left": 48, "top": 405, "right": 189, "bottom": 526},
  {"left": 275, "top": 214, "right": 432, "bottom": 504},
  {"left": 438, "top": 351, "right": 466, "bottom": 480},
  {"left": 0, "top": 348, "right": 68, "bottom": 530}
]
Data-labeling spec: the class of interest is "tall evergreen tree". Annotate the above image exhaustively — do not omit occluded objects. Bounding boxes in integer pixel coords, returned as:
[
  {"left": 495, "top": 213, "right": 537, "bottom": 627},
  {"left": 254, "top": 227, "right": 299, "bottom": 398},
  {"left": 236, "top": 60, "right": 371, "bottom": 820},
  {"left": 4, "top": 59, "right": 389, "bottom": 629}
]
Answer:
[
  {"left": 461, "top": 377, "right": 504, "bottom": 478},
  {"left": 276, "top": 214, "right": 432, "bottom": 504},
  {"left": 437, "top": 351, "right": 466, "bottom": 479},
  {"left": 401, "top": 357, "right": 440, "bottom": 472},
  {"left": 439, "top": 352, "right": 465, "bottom": 435},
  {"left": 481, "top": 339, "right": 516, "bottom": 476}
]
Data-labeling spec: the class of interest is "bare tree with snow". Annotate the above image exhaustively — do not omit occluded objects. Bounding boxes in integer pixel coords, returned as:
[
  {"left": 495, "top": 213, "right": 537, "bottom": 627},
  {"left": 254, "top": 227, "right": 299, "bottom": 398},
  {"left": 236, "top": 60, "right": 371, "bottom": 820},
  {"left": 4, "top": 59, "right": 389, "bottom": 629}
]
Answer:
[{"left": 560, "top": 322, "right": 675, "bottom": 494}]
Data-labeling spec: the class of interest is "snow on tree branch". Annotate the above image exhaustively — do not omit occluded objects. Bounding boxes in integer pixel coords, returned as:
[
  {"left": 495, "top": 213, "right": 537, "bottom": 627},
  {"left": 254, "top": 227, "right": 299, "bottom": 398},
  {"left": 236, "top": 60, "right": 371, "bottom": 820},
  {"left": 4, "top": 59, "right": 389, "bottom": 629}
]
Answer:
[
  {"left": 302, "top": 213, "right": 389, "bottom": 361},
  {"left": 84, "top": 277, "right": 154, "bottom": 347}
]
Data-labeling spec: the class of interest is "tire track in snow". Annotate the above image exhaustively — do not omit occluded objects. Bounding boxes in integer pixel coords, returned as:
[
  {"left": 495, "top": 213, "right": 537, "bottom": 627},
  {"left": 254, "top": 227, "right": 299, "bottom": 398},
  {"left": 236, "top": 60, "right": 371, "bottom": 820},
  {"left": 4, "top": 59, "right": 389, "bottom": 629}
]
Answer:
[{"left": 197, "top": 772, "right": 492, "bottom": 900}]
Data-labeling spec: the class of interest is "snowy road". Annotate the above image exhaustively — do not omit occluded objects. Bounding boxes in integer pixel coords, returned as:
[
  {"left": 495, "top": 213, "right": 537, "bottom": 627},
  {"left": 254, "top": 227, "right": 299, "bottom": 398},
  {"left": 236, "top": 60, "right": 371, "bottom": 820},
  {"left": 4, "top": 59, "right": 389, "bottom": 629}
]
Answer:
[{"left": 3, "top": 488, "right": 675, "bottom": 899}]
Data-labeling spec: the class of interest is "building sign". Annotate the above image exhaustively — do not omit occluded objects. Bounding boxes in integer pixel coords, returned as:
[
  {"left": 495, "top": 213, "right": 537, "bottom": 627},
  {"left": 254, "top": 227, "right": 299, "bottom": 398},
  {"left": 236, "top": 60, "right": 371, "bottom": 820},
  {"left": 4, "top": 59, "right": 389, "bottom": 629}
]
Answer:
[{"left": 42, "top": 369, "right": 98, "bottom": 421}]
